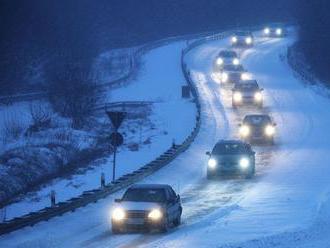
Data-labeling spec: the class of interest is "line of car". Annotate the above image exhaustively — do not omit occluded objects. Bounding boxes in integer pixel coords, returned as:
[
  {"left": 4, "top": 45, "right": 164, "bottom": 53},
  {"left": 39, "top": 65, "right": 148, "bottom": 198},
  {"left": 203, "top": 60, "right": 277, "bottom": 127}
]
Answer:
[{"left": 110, "top": 24, "right": 286, "bottom": 234}]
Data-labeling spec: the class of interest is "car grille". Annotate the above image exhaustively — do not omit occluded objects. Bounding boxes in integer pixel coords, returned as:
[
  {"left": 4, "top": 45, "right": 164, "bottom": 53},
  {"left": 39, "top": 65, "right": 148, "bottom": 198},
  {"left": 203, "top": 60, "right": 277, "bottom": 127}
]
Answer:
[{"left": 126, "top": 210, "right": 147, "bottom": 219}]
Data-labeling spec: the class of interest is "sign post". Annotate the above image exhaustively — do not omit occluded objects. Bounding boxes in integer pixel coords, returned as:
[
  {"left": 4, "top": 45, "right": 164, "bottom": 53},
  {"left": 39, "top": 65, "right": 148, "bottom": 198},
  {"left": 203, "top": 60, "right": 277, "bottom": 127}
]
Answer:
[{"left": 106, "top": 111, "right": 126, "bottom": 182}]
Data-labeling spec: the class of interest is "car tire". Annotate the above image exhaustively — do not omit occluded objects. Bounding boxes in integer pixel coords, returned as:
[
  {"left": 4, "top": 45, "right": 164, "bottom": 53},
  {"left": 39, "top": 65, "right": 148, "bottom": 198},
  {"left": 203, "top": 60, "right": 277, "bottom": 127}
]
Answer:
[
  {"left": 160, "top": 217, "right": 170, "bottom": 233},
  {"left": 112, "top": 226, "right": 122, "bottom": 234},
  {"left": 173, "top": 210, "right": 182, "bottom": 227},
  {"left": 207, "top": 172, "right": 215, "bottom": 180}
]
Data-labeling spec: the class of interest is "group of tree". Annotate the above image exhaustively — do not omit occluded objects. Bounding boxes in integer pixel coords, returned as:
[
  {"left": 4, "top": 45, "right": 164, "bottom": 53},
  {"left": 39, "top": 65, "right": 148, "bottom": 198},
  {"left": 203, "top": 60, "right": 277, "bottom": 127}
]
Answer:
[{"left": 295, "top": 0, "right": 330, "bottom": 82}]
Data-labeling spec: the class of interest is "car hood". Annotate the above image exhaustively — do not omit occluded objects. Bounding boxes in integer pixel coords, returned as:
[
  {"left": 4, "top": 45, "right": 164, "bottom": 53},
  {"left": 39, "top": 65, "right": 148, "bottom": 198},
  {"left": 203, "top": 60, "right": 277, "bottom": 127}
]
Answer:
[{"left": 116, "top": 201, "right": 163, "bottom": 211}]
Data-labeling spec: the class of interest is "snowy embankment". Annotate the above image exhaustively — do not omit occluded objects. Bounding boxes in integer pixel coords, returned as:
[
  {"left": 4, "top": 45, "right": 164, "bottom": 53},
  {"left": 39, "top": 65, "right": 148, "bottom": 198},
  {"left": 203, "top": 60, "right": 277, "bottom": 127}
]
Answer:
[
  {"left": 0, "top": 41, "right": 195, "bottom": 220},
  {"left": 2, "top": 28, "right": 330, "bottom": 248}
]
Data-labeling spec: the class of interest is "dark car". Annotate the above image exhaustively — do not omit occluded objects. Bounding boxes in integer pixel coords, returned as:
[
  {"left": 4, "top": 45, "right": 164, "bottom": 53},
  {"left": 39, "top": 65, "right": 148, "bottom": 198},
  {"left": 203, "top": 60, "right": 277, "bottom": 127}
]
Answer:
[
  {"left": 206, "top": 140, "right": 255, "bottom": 179},
  {"left": 111, "top": 184, "right": 182, "bottom": 233},
  {"left": 231, "top": 31, "right": 254, "bottom": 47},
  {"left": 232, "top": 80, "right": 264, "bottom": 108},
  {"left": 239, "top": 114, "right": 276, "bottom": 145},
  {"left": 221, "top": 64, "right": 247, "bottom": 83},
  {"left": 263, "top": 25, "right": 286, "bottom": 37},
  {"left": 215, "top": 50, "right": 240, "bottom": 69}
]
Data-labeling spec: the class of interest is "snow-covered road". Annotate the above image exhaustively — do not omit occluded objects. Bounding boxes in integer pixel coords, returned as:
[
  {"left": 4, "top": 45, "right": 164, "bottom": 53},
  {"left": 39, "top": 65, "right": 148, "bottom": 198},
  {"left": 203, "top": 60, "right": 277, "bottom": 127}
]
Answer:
[{"left": 2, "top": 29, "right": 330, "bottom": 247}]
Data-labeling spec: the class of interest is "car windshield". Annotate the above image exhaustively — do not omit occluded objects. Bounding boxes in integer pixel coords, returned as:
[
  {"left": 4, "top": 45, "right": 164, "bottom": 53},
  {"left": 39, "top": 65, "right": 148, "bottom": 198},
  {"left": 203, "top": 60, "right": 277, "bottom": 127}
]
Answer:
[
  {"left": 219, "top": 51, "right": 237, "bottom": 58},
  {"left": 235, "top": 31, "right": 251, "bottom": 36},
  {"left": 212, "top": 143, "right": 246, "bottom": 154},
  {"left": 244, "top": 115, "right": 271, "bottom": 125},
  {"left": 235, "top": 82, "right": 259, "bottom": 91},
  {"left": 122, "top": 188, "right": 166, "bottom": 202},
  {"left": 223, "top": 65, "right": 244, "bottom": 71}
]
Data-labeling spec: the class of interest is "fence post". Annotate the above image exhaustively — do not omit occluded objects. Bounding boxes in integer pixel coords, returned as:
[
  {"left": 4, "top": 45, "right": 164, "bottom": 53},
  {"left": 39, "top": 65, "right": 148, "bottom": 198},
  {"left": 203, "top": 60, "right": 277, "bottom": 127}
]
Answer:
[
  {"left": 101, "top": 173, "right": 105, "bottom": 188},
  {"left": 50, "top": 190, "right": 56, "bottom": 207}
]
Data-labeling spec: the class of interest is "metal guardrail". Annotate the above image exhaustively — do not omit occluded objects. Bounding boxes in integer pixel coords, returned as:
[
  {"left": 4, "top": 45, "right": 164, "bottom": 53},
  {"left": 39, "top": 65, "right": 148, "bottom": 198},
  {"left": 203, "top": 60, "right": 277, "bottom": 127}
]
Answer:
[{"left": 0, "top": 34, "right": 206, "bottom": 236}]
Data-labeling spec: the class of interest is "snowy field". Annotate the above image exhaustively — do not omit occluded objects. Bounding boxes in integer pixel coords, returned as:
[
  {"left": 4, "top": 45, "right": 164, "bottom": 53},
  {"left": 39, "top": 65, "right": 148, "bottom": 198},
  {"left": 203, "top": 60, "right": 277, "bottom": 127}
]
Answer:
[
  {"left": 2, "top": 28, "right": 330, "bottom": 248},
  {"left": 0, "top": 41, "right": 195, "bottom": 220}
]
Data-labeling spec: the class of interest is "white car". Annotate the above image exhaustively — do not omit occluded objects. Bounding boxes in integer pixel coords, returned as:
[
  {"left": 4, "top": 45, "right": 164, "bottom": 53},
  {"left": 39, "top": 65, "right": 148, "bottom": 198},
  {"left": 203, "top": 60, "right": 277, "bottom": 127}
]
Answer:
[
  {"left": 239, "top": 114, "right": 276, "bottom": 145},
  {"left": 215, "top": 50, "right": 240, "bottom": 69},
  {"left": 111, "top": 184, "right": 182, "bottom": 233},
  {"left": 220, "top": 64, "right": 247, "bottom": 83},
  {"left": 231, "top": 31, "right": 254, "bottom": 47},
  {"left": 232, "top": 80, "right": 264, "bottom": 108}
]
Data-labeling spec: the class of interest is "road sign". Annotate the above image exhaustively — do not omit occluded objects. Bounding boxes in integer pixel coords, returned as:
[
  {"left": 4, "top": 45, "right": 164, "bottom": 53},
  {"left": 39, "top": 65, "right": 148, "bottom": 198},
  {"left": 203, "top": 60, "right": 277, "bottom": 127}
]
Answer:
[
  {"left": 106, "top": 111, "right": 126, "bottom": 130},
  {"left": 110, "top": 132, "right": 124, "bottom": 147}
]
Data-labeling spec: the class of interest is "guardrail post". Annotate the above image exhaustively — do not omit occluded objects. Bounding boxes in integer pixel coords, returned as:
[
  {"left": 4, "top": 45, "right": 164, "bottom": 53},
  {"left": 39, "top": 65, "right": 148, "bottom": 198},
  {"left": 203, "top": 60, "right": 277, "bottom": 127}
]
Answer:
[
  {"left": 101, "top": 172, "right": 105, "bottom": 188},
  {"left": 50, "top": 190, "right": 56, "bottom": 207},
  {"left": 172, "top": 139, "right": 176, "bottom": 149}
]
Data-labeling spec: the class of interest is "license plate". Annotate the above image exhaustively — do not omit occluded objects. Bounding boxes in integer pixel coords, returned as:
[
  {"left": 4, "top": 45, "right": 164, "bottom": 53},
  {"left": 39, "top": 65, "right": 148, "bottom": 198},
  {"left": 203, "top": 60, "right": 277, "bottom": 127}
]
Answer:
[{"left": 127, "top": 218, "right": 144, "bottom": 225}]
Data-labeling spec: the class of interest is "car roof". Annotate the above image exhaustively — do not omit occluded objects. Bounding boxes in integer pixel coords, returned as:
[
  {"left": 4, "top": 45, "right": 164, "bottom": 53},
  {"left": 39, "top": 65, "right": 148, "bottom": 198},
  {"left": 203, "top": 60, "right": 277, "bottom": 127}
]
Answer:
[
  {"left": 234, "top": 31, "right": 252, "bottom": 36},
  {"left": 216, "top": 139, "right": 246, "bottom": 145},
  {"left": 129, "top": 184, "right": 171, "bottom": 190}
]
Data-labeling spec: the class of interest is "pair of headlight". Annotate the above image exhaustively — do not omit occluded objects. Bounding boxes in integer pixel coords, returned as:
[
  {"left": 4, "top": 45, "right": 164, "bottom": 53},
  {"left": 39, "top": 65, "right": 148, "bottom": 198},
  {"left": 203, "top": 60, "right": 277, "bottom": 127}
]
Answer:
[
  {"left": 112, "top": 208, "right": 163, "bottom": 221},
  {"left": 208, "top": 158, "right": 250, "bottom": 169},
  {"left": 217, "top": 58, "right": 240, "bottom": 66},
  {"left": 233, "top": 91, "right": 262, "bottom": 103},
  {"left": 264, "top": 27, "right": 282, "bottom": 36},
  {"left": 239, "top": 124, "right": 275, "bottom": 137}
]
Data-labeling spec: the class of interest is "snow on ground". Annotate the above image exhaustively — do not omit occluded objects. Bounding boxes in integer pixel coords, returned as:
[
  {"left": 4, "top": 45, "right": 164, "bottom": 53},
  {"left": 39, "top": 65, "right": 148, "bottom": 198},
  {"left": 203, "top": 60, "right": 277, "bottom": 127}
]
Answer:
[
  {"left": 0, "top": 41, "right": 195, "bottom": 220},
  {"left": 2, "top": 28, "right": 330, "bottom": 248}
]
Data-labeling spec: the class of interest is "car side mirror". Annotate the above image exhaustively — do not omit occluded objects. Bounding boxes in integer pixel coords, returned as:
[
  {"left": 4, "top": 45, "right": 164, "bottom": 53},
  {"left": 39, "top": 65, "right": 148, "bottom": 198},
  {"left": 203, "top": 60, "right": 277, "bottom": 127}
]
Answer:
[
  {"left": 114, "top": 198, "right": 122, "bottom": 203},
  {"left": 238, "top": 123, "right": 242, "bottom": 127},
  {"left": 177, "top": 194, "right": 181, "bottom": 201},
  {"left": 260, "top": 88, "right": 264, "bottom": 91},
  {"left": 274, "top": 123, "right": 277, "bottom": 126},
  {"left": 206, "top": 151, "right": 211, "bottom": 156}
]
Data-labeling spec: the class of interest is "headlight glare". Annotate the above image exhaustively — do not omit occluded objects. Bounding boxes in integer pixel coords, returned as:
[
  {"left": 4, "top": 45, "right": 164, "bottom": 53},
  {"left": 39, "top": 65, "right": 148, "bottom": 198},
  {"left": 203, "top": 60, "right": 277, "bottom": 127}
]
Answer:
[
  {"left": 112, "top": 208, "right": 125, "bottom": 221},
  {"left": 222, "top": 72, "right": 228, "bottom": 82},
  {"left": 148, "top": 209, "right": 163, "bottom": 221},
  {"left": 254, "top": 92, "right": 263, "bottom": 102},
  {"left": 265, "top": 125, "right": 275, "bottom": 136},
  {"left": 233, "top": 58, "right": 240, "bottom": 65},
  {"left": 233, "top": 92, "right": 242, "bottom": 102},
  {"left": 245, "top": 37, "right": 252, "bottom": 44},
  {"left": 240, "top": 125, "right": 250, "bottom": 137},
  {"left": 208, "top": 158, "right": 217, "bottom": 169},
  {"left": 276, "top": 28, "right": 282, "bottom": 35},
  {"left": 217, "top": 58, "right": 224, "bottom": 65},
  {"left": 241, "top": 73, "right": 249, "bottom": 81},
  {"left": 264, "top": 28, "right": 270, "bottom": 34},
  {"left": 231, "top": 36, "right": 237, "bottom": 43},
  {"left": 239, "top": 158, "right": 250, "bottom": 169}
]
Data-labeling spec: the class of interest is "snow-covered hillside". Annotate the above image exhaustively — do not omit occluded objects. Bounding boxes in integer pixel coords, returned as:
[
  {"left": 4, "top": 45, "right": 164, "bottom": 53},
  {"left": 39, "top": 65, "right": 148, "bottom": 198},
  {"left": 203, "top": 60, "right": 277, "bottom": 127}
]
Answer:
[{"left": 2, "top": 28, "right": 330, "bottom": 248}]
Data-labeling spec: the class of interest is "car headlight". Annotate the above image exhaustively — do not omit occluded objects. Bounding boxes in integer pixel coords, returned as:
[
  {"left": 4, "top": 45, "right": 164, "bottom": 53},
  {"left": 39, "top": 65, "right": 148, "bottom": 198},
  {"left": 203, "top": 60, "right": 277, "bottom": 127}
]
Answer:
[
  {"left": 233, "top": 58, "right": 240, "bottom": 65},
  {"left": 208, "top": 158, "right": 217, "bottom": 169},
  {"left": 233, "top": 92, "right": 242, "bottom": 102},
  {"left": 245, "top": 37, "right": 252, "bottom": 44},
  {"left": 148, "top": 209, "right": 163, "bottom": 221},
  {"left": 254, "top": 92, "right": 262, "bottom": 102},
  {"left": 231, "top": 36, "right": 237, "bottom": 43},
  {"left": 222, "top": 72, "right": 228, "bottom": 82},
  {"left": 276, "top": 28, "right": 282, "bottom": 36},
  {"left": 264, "top": 28, "right": 270, "bottom": 35},
  {"left": 240, "top": 125, "right": 250, "bottom": 137},
  {"left": 216, "top": 58, "right": 224, "bottom": 65},
  {"left": 112, "top": 208, "right": 125, "bottom": 221},
  {"left": 239, "top": 158, "right": 250, "bottom": 169},
  {"left": 265, "top": 125, "right": 275, "bottom": 136},
  {"left": 241, "top": 73, "right": 249, "bottom": 81}
]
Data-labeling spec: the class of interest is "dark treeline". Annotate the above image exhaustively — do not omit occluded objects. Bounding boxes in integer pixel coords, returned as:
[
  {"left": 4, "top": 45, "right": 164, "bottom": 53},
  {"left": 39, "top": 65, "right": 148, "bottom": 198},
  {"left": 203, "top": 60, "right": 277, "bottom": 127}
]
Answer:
[
  {"left": 295, "top": 1, "right": 330, "bottom": 82},
  {"left": 0, "top": 0, "right": 294, "bottom": 96}
]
